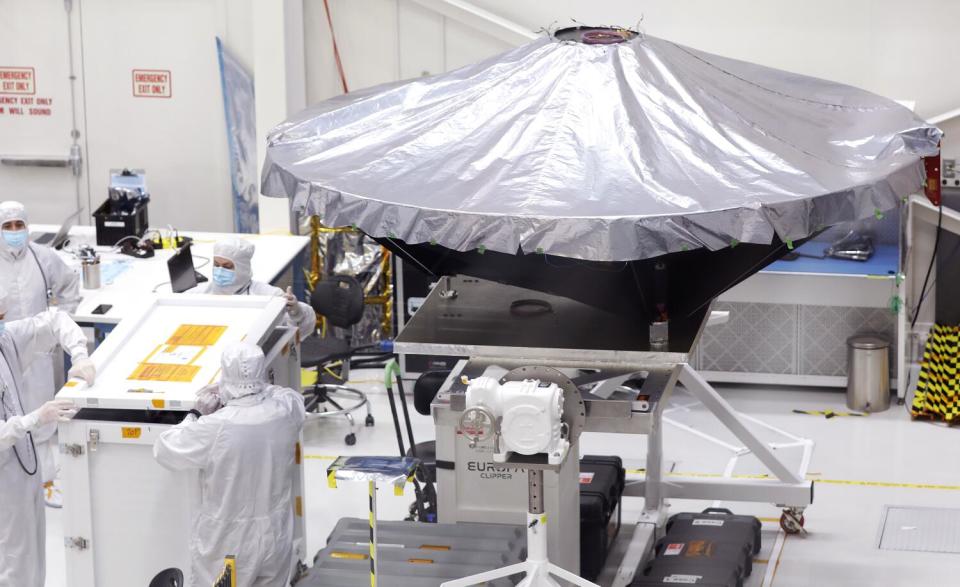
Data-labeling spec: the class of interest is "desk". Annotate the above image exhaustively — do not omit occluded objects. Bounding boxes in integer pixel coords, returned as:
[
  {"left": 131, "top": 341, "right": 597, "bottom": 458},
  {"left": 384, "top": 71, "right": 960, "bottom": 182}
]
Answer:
[
  {"left": 764, "top": 241, "right": 898, "bottom": 277},
  {"left": 700, "top": 239, "right": 903, "bottom": 391},
  {"left": 32, "top": 224, "right": 309, "bottom": 325}
]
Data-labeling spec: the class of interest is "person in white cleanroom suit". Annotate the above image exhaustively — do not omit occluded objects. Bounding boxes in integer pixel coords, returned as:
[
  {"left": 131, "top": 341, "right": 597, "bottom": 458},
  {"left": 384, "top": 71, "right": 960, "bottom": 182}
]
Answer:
[
  {"left": 0, "top": 285, "right": 95, "bottom": 586},
  {"left": 154, "top": 341, "right": 305, "bottom": 587},
  {"left": 0, "top": 200, "right": 82, "bottom": 505},
  {"left": 185, "top": 237, "right": 316, "bottom": 339}
]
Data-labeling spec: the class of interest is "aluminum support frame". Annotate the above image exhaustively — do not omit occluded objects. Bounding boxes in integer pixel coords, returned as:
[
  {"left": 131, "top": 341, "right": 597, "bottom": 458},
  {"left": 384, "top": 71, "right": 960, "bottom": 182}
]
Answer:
[
  {"left": 678, "top": 364, "right": 805, "bottom": 485},
  {"left": 609, "top": 511, "right": 663, "bottom": 587},
  {"left": 611, "top": 362, "right": 814, "bottom": 586}
]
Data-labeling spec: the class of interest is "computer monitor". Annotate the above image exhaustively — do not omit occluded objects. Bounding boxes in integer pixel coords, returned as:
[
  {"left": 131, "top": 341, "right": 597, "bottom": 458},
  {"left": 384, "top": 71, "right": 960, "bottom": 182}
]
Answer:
[{"left": 167, "top": 242, "right": 198, "bottom": 294}]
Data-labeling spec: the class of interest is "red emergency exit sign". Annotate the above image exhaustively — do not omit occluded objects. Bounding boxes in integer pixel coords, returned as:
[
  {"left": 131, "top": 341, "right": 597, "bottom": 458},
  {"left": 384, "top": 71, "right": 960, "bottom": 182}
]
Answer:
[
  {"left": 132, "top": 69, "right": 171, "bottom": 98},
  {"left": 0, "top": 67, "right": 36, "bottom": 95}
]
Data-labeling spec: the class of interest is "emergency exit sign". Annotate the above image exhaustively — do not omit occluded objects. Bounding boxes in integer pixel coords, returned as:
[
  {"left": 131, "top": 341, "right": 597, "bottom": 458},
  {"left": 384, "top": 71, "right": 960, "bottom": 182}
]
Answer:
[
  {"left": 132, "top": 69, "right": 171, "bottom": 98},
  {"left": 0, "top": 67, "right": 35, "bottom": 95}
]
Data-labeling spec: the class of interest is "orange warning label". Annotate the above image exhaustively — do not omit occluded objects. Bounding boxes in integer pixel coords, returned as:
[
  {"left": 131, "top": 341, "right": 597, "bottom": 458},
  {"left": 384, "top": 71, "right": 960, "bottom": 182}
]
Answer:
[
  {"left": 130, "top": 363, "right": 201, "bottom": 383},
  {"left": 121, "top": 427, "right": 142, "bottom": 439},
  {"left": 0, "top": 67, "right": 35, "bottom": 95},
  {"left": 132, "top": 69, "right": 171, "bottom": 98},
  {"left": 166, "top": 324, "right": 226, "bottom": 347}
]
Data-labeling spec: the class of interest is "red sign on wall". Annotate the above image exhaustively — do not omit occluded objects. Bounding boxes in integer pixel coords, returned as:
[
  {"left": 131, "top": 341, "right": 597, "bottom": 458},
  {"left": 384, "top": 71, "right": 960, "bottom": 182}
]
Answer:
[
  {"left": 0, "top": 67, "right": 36, "bottom": 95},
  {"left": 0, "top": 66, "right": 53, "bottom": 117},
  {"left": 132, "top": 69, "right": 171, "bottom": 98}
]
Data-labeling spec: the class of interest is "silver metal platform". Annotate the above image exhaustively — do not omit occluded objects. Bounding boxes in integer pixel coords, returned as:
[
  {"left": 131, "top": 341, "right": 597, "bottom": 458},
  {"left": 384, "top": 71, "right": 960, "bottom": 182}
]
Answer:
[{"left": 395, "top": 276, "right": 708, "bottom": 370}]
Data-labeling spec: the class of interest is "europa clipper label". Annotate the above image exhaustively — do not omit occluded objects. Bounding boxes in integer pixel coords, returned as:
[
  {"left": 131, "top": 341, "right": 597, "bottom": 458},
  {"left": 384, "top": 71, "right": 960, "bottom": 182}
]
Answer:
[{"left": 467, "top": 461, "right": 524, "bottom": 480}]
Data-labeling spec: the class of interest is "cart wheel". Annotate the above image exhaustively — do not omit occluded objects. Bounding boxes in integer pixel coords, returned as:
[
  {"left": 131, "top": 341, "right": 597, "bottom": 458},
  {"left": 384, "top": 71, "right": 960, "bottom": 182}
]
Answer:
[
  {"left": 365, "top": 414, "right": 375, "bottom": 427},
  {"left": 780, "top": 510, "right": 805, "bottom": 534},
  {"left": 345, "top": 433, "right": 357, "bottom": 446}
]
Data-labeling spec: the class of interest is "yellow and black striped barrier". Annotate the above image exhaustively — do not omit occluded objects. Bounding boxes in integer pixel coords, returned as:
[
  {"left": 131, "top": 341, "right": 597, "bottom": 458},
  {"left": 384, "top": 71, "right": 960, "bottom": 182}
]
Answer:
[
  {"left": 912, "top": 323, "right": 960, "bottom": 424},
  {"left": 369, "top": 480, "right": 377, "bottom": 587},
  {"left": 212, "top": 555, "right": 236, "bottom": 587}
]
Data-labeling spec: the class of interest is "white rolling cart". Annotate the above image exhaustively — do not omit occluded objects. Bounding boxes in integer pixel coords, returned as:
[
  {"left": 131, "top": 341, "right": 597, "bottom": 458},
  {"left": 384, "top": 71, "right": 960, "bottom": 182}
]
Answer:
[{"left": 56, "top": 294, "right": 305, "bottom": 587}]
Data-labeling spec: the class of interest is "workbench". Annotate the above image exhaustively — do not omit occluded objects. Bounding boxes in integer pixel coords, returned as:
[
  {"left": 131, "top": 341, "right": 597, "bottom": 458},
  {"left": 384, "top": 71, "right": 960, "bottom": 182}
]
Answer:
[
  {"left": 31, "top": 223, "right": 308, "bottom": 325},
  {"left": 704, "top": 225, "right": 905, "bottom": 395}
]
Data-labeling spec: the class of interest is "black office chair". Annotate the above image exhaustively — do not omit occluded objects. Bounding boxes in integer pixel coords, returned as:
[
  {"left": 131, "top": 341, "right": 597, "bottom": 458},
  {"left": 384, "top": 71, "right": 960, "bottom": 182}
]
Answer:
[
  {"left": 301, "top": 275, "right": 375, "bottom": 445},
  {"left": 406, "top": 370, "right": 450, "bottom": 486},
  {"left": 148, "top": 568, "right": 183, "bottom": 587}
]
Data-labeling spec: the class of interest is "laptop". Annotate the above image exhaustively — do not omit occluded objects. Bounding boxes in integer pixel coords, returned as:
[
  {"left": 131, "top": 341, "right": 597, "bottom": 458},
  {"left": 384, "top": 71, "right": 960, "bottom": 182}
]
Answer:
[
  {"left": 167, "top": 242, "right": 208, "bottom": 293},
  {"left": 31, "top": 208, "right": 83, "bottom": 249}
]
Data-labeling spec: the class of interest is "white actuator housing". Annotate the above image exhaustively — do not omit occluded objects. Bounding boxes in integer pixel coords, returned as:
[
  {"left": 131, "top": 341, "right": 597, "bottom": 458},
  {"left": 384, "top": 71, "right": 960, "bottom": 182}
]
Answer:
[{"left": 464, "top": 376, "right": 569, "bottom": 465}]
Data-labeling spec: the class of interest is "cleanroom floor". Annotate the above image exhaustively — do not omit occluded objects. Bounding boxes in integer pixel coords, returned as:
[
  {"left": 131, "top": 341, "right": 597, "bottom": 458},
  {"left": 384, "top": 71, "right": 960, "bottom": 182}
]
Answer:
[{"left": 44, "top": 371, "right": 960, "bottom": 587}]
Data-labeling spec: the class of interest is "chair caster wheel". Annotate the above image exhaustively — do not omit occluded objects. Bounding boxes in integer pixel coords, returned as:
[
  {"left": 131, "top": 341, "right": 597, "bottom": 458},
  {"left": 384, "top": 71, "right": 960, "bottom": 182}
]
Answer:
[
  {"left": 365, "top": 414, "right": 375, "bottom": 427},
  {"left": 345, "top": 433, "right": 357, "bottom": 446}
]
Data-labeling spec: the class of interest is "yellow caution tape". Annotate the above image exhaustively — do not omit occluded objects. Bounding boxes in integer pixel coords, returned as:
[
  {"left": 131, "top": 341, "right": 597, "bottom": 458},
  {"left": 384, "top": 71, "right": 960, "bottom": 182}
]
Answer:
[
  {"left": 814, "top": 478, "right": 960, "bottom": 491},
  {"left": 792, "top": 409, "right": 866, "bottom": 418},
  {"left": 395, "top": 475, "right": 414, "bottom": 496},
  {"left": 305, "top": 456, "right": 960, "bottom": 491}
]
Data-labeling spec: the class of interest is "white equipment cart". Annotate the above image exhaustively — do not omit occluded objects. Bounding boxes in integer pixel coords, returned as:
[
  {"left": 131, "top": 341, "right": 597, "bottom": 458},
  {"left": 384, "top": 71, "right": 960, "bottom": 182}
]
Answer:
[{"left": 57, "top": 294, "right": 305, "bottom": 587}]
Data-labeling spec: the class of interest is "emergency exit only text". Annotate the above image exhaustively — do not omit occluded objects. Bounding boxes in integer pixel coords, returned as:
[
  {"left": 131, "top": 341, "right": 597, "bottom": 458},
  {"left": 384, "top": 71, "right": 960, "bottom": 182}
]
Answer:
[
  {"left": 0, "top": 67, "right": 35, "bottom": 95},
  {"left": 132, "top": 69, "right": 172, "bottom": 98}
]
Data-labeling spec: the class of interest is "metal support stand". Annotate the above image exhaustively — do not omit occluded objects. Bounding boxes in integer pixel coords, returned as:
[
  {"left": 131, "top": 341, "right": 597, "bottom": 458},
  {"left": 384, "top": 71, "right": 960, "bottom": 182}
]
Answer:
[
  {"left": 677, "top": 364, "right": 810, "bottom": 533},
  {"left": 612, "top": 364, "right": 813, "bottom": 587},
  {"left": 397, "top": 277, "right": 815, "bottom": 584},
  {"left": 677, "top": 364, "right": 803, "bottom": 484},
  {"left": 441, "top": 470, "right": 599, "bottom": 587}
]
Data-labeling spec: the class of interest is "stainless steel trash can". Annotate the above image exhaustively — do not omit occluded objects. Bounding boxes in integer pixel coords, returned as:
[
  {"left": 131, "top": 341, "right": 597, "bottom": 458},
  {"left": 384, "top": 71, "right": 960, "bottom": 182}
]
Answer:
[{"left": 846, "top": 335, "right": 891, "bottom": 412}]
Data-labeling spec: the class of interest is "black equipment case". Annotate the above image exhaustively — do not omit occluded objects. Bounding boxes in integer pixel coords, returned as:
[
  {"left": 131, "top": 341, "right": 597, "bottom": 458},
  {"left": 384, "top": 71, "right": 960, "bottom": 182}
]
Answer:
[
  {"left": 631, "top": 561, "right": 742, "bottom": 587},
  {"left": 665, "top": 508, "right": 762, "bottom": 555},
  {"left": 648, "top": 536, "right": 752, "bottom": 583},
  {"left": 632, "top": 508, "right": 761, "bottom": 587},
  {"left": 93, "top": 198, "right": 148, "bottom": 247},
  {"left": 579, "top": 455, "right": 626, "bottom": 580}
]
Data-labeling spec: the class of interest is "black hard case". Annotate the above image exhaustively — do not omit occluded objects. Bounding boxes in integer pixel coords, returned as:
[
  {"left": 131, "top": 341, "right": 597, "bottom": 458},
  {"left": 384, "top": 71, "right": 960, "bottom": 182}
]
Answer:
[
  {"left": 665, "top": 508, "right": 762, "bottom": 556},
  {"left": 579, "top": 455, "right": 626, "bottom": 580}
]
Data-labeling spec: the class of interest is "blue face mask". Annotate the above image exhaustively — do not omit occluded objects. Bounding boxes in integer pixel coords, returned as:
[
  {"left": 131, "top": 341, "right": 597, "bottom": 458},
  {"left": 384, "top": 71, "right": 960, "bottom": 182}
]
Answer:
[
  {"left": 2, "top": 229, "right": 28, "bottom": 249},
  {"left": 212, "top": 266, "right": 236, "bottom": 287},
  {"left": 0, "top": 321, "right": 5, "bottom": 334}
]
